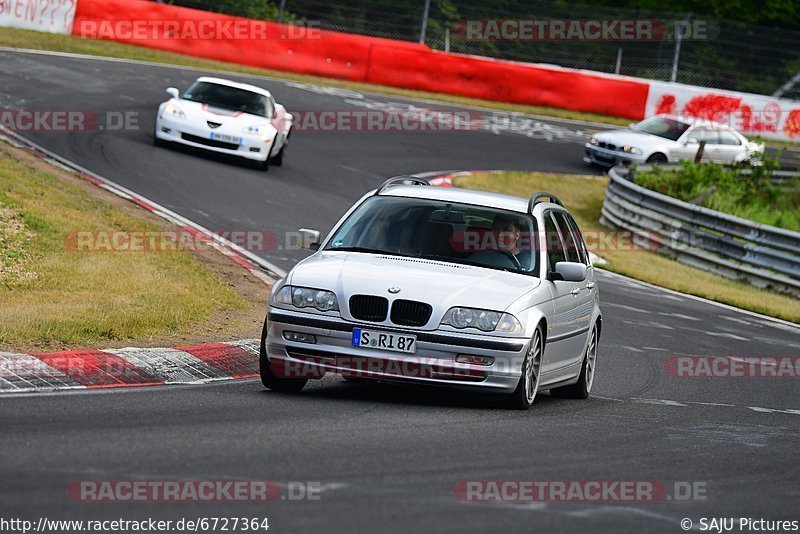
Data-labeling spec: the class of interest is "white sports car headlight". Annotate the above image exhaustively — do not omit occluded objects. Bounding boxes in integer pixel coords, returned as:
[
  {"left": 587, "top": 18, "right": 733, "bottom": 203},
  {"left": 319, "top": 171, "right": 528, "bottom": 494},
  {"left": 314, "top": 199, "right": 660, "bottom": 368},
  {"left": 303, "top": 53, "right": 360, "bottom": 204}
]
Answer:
[
  {"left": 441, "top": 307, "right": 522, "bottom": 334},
  {"left": 243, "top": 124, "right": 272, "bottom": 136},
  {"left": 272, "top": 285, "right": 338, "bottom": 312},
  {"left": 163, "top": 103, "right": 186, "bottom": 119},
  {"left": 589, "top": 138, "right": 600, "bottom": 146},
  {"left": 621, "top": 145, "right": 642, "bottom": 154}
]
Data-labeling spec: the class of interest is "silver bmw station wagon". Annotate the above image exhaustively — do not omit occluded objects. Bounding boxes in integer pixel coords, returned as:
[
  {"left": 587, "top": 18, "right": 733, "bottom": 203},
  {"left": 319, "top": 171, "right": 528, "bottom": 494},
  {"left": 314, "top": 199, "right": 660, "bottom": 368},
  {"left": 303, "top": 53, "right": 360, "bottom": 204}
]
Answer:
[{"left": 260, "top": 177, "right": 602, "bottom": 409}]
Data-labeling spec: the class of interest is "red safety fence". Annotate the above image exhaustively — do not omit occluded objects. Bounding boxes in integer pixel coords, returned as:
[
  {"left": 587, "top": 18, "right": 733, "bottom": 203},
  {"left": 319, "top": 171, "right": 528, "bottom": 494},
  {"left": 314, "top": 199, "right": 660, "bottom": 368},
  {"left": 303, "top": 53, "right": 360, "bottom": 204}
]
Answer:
[{"left": 72, "top": 0, "right": 650, "bottom": 119}]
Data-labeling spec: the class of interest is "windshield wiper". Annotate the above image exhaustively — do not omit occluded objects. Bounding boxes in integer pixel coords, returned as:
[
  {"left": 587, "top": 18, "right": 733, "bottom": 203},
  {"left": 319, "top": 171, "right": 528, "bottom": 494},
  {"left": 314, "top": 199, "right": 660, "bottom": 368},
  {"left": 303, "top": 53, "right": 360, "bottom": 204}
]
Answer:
[
  {"left": 327, "top": 246, "right": 408, "bottom": 257},
  {"left": 420, "top": 254, "right": 521, "bottom": 273}
]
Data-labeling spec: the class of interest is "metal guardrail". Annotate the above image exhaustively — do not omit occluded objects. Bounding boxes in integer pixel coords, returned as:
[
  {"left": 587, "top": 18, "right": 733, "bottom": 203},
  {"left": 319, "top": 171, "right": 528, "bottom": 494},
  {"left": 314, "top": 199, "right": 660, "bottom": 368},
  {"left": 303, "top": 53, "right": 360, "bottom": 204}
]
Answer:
[{"left": 601, "top": 165, "right": 800, "bottom": 296}]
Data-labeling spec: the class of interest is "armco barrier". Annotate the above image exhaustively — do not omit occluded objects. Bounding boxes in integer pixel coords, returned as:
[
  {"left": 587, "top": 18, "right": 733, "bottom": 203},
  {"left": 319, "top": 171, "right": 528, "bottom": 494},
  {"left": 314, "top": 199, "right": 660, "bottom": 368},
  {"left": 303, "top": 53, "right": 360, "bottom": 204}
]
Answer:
[
  {"left": 601, "top": 166, "right": 800, "bottom": 295},
  {"left": 70, "top": 0, "right": 650, "bottom": 120}
]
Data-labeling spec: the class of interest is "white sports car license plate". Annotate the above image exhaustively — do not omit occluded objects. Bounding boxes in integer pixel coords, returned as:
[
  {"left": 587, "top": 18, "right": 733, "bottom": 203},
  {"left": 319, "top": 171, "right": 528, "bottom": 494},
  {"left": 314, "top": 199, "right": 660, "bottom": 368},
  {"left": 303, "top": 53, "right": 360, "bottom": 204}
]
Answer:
[
  {"left": 210, "top": 132, "right": 242, "bottom": 145},
  {"left": 352, "top": 328, "right": 416, "bottom": 354}
]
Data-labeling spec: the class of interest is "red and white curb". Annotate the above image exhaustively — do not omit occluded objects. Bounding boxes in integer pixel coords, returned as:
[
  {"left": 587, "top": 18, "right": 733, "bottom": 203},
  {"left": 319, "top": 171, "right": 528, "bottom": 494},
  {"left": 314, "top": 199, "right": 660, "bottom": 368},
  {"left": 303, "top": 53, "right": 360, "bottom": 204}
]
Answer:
[{"left": 0, "top": 340, "right": 260, "bottom": 393}]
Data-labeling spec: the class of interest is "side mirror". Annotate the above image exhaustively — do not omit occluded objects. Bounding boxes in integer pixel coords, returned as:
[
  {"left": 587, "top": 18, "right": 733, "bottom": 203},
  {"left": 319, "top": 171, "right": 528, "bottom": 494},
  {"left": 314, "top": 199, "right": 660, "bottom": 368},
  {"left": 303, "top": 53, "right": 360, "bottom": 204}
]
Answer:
[
  {"left": 551, "top": 262, "right": 587, "bottom": 282},
  {"left": 299, "top": 228, "right": 321, "bottom": 251},
  {"left": 166, "top": 87, "right": 180, "bottom": 99},
  {"left": 684, "top": 137, "right": 699, "bottom": 146}
]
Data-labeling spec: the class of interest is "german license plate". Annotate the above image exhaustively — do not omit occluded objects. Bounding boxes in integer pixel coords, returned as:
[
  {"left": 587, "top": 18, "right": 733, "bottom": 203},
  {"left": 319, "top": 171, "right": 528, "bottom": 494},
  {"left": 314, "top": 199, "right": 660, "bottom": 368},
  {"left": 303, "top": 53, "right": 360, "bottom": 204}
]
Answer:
[
  {"left": 210, "top": 132, "right": 242, "bottom": 145},
  {"left": 352, "top": 328, "right": 416, "bottom": 354}
]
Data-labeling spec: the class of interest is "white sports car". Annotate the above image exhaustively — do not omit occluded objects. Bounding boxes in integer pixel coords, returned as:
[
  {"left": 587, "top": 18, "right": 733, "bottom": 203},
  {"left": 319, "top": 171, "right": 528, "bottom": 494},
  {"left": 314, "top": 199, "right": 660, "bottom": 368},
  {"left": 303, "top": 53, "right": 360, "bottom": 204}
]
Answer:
[
  {"left": 154, "top": 76, "right": 293, "bottom": 170},
  {"left": 584, "top": 115, "right": 764, "bottom": 167}
]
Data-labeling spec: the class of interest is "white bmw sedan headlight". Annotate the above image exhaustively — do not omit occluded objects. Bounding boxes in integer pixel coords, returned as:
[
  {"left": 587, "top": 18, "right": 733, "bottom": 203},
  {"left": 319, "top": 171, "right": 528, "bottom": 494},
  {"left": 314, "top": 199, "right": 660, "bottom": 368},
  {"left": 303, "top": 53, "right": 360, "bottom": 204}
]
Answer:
[
  {"left": 272, "top": 285, "right": 339, "bottom": 312},
  {"left": 621, "top": 145, "right": 642, "bottom": 154},
  {"left": 441, "top": 307, "right": 523, "bottom": 334}
]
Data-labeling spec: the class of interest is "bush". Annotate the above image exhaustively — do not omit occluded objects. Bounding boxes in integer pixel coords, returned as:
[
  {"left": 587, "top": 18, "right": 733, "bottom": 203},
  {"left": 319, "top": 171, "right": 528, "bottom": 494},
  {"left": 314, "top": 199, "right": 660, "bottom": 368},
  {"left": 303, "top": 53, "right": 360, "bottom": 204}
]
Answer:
[{"left": 633, "top": 159, "right": 800, "bottom": 231}]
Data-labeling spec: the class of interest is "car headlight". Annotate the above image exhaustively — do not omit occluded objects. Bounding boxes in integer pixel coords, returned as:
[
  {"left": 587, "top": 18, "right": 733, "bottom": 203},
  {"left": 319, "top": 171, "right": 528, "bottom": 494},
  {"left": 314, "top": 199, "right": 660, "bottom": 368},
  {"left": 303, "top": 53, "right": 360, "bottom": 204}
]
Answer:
[
  {"left": 589, "top": 138, "right": 599, "bottom": 146},
  {"left": 163, "top": 103, "right": 186, "bottom": 119},
  {"left": 440, "top": 307, "right": 522, "bottom": 334},
  {"left": 243, "top": 124, "right": 272, "bottom": 136},
  {"left": 621, "top": 145, "right": 641, "bottom": 154},
  {"left": 272, "top": 285, "right": 338, "bottom": 312}
]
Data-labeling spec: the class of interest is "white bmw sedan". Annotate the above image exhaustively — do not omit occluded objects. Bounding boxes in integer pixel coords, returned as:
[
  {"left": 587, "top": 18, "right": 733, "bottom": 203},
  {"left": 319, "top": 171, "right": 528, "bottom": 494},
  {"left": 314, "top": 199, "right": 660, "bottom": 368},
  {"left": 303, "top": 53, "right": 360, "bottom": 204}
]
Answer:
[
  {"left": 154, "top": 76, "right": 293, "bottom": 170},
  {"left": 584, "top": 115, "right": 764, "bottom": 167},
  {"left": 260, "top": 178, "right": 602, "bottom": 409}
]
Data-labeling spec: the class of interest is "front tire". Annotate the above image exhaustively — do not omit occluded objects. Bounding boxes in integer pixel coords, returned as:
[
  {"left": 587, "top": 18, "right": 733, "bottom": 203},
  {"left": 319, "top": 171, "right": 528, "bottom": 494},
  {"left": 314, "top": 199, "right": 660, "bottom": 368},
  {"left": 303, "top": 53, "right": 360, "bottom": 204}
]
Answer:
[
  {"left": 646, "top": 153, "right": 667, "bottom": 164},
  {"left": 551, "top": 324, "right": 598, "bottom": 399},
  {"left": 255, "top": 157, "right": 270, "bottom": 172},
  {"left": 259, "top": 318, "right": 307, "bottom": 393},
  {"left": 505, "top": 324, "right": 544, "bottom": 410}
]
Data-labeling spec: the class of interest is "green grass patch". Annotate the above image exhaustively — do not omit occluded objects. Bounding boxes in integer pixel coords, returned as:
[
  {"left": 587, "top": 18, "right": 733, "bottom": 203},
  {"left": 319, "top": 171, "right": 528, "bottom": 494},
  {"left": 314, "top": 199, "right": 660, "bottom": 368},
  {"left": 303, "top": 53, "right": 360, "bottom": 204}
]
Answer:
[
  {"left": 633, "top": 161, "right": 800, "bottom": 232},
  {"left": 0, "top": 151, "right": 247, "bottom": 347},
  {"left": 457, "top": 171, "right": 800, "bottom": 323}
]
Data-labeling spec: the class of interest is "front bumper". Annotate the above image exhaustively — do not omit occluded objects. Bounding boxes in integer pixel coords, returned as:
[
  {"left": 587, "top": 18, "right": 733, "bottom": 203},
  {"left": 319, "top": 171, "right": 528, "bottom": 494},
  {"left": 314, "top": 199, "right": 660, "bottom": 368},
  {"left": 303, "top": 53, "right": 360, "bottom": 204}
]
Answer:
[
  {"left": 266, "top": 308, "right": 530, "bottom": 394},
  {"left": 155, "top": 115, "right": 274, "bottom": 162},
  {"left": 583, "top": 143, "right": 648, "bottom": 167}
]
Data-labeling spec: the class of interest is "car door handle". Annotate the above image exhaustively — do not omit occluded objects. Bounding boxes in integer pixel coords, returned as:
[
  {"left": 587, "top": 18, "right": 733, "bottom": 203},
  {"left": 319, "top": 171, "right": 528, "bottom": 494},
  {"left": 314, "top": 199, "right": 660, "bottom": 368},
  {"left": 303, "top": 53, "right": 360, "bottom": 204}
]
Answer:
[
  {"left": 586, "top": 282, "right": 595, "bottom": 290},
  {"left": 570, "top": 288, "right": 581, "bottom": 296}
]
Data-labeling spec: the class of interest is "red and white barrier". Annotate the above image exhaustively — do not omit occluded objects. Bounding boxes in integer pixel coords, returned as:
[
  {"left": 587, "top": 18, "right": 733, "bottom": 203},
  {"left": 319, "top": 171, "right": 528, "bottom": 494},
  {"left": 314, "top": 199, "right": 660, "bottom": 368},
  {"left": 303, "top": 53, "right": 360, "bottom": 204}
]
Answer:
[
  {"left": 4, "top": 0, "right": 799, "bottom": 140},
  {"left": 646, "top": 81, "right": 800, "bottom": 141}
]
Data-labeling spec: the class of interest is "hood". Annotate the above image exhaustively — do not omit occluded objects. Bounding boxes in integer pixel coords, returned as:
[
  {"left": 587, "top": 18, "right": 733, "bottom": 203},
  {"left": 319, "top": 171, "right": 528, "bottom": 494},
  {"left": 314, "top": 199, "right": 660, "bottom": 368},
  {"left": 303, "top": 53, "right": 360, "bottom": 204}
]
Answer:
[
  {"left": 287, "top": 252, "right": 541, "bottom": 324},
  {"left": 175, "top": 99, "right": 271, "bottom": 128},
  {"left": 595, "top": 129, "right": 674, "bottom": 149}
]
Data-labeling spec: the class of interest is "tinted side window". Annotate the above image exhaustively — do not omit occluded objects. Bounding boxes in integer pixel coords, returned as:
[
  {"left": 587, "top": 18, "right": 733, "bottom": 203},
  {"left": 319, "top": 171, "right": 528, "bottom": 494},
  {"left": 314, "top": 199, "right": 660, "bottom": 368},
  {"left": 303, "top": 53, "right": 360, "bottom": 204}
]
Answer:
[
  {"left": 718, "top": 131, "right": 741, "bottom": 145},
  {"left": 544, "top": 213, "right": 567, "bottom": 269},
  {"left": 688, "top": 129, "right": 719, "bottom": 144},
  {"left": 564, "top": 213, "right": 590, "bottom": 265},
  {"left": 554, "top": 212, "right": 581, "bottom": 263}
]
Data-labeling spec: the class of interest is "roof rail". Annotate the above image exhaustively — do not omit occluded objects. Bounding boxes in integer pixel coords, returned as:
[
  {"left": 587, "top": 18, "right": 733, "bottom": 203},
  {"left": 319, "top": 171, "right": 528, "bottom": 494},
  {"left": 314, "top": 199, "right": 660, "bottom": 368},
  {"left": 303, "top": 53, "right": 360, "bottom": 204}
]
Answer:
[
  {"left": 375, "top": 176, "right": 431, "bottom": 195},
  {"left": 527, "top": 192, "right": 563, "bottom": 213}
]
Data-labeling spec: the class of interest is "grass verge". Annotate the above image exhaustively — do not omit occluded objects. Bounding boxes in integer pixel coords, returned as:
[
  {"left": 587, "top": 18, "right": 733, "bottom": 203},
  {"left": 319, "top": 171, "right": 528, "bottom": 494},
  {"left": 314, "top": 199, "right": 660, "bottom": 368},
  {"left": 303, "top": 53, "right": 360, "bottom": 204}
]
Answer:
[
  {"left": 457, "top": 171, "right": 800, "bottom": 323},
  {"left": 0, "top": 141, "right": 267, "bottom": 351}
]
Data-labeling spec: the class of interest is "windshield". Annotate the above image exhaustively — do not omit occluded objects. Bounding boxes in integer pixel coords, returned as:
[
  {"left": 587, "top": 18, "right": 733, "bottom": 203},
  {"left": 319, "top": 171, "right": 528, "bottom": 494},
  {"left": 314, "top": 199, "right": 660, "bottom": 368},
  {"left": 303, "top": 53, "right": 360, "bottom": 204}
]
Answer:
[
  {"left": 632, "top": 117, "right": 691, "bottom": 141},
  {"left": 324, "top": 196, "right": 539, "bottom": 275},
  {"left": 182, "top": 81, "right": 273, "bottom": 118}
]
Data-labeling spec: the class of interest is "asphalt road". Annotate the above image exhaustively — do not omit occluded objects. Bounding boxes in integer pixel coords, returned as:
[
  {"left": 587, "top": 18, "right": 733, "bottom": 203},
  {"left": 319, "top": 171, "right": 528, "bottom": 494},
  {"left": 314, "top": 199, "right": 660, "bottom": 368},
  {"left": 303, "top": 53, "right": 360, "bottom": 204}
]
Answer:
[{"left": 1, "top": 49, "right": 799, "bottom": 534}]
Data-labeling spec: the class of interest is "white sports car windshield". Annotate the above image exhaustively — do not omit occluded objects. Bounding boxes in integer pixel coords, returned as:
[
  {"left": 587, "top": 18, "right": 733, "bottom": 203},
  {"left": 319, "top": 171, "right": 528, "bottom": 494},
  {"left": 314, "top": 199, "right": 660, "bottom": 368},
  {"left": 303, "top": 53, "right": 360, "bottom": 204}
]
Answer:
[
  {"left": 632, "top": 117, "right": 691, "bottom": 141},
  {"left": 324, "top": 196, "right": 539, "bottom": 275},
  {"left": 182, "top": 81, "right": 273, "bottom": 117}
]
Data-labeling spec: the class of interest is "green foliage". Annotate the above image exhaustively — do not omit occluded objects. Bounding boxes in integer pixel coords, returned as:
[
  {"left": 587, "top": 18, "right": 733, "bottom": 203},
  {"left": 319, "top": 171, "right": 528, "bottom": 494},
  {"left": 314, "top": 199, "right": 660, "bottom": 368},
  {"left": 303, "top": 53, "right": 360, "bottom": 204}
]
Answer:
[{"left": 634, "top": 159, "right": 800, "bottom": 231}]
